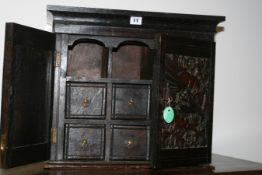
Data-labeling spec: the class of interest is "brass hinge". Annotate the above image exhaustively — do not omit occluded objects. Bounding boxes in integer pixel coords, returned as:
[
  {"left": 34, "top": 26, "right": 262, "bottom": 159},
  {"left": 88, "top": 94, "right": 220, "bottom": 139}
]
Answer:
[
  {"left": 50, "top": 128, "right": 57, "bottom": 144},
  {"left": 54, "top": 51, "right": 61, "bottom": 67},
  {"left": 0, "top": 134, "right": 7, "bottom": 151}
]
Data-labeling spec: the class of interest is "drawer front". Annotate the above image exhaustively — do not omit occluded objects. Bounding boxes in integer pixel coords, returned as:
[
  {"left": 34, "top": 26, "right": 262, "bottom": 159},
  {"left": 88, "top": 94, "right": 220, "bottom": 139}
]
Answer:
[
  {"left": 110, "top": 125, "right": 150, "bottom": 161},
  {"left": 64, "top": 124, "right": 105, "bottom": 160},
  {"left": 66, "top": 83, "right": 106, "bottom": 118},
  {"left": 112, "top": 84, "right": 150, "bottom": 119}
]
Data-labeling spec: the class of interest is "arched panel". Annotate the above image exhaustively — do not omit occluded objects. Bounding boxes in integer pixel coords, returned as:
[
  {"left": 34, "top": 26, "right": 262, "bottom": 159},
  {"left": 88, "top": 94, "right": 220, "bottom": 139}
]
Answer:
[
  {"left": 112, "top": 41, "right": 153, "bottom": 80},
  {"left": 67, "top": 39, "right": 108, "bottom": 78}
]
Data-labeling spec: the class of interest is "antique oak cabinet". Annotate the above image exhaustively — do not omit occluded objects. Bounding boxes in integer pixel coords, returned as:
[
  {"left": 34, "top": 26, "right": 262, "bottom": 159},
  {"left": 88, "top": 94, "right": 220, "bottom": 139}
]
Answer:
[{"left": 0, "top": 5, "right": 225, "bottom": 168}]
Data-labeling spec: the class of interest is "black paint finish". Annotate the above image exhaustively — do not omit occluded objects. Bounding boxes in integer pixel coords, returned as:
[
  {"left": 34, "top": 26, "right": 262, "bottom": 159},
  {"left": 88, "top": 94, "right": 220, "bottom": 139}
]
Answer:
[
  {"left": 112, "top": 84, "right": 150, "bottom": 120},
  {"left": 110, "top": 125, "right": 150, "bottom": 161},
  {"left": 153, "top": 35, "right": 216, "bottom": 168},
  {"left": 0, "top": 23, "right": 55, "bottom": 168},
  {"left": 66, "top": 83, "right": 107, "bottom": 118},
  {"left": 0, "top": 5, "right": 225, "bottom": 169},
  {"left": 64, "top": 124, "right": 105, "bottom": 160},
  {"left": 47, "top": 5, "right": 224, "bottom": 33}
]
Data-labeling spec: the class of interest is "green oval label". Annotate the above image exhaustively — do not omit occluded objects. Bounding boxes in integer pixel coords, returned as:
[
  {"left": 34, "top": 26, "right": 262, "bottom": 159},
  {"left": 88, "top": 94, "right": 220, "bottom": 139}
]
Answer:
[{"left": 163, "top": 106, "right": 175, "bottom": 124}]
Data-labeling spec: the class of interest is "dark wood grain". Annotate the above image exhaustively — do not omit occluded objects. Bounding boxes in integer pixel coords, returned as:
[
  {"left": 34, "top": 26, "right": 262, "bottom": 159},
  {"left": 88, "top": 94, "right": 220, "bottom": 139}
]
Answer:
[
  {"left": 1, "top": 154, "right": 262, "bottom": 175},
  {"left": 112, "top": 44, "right": 152, "bottom": 80},
  {"left": 112, "top": 84, "right": 150, "bottom": 120},
  {"left": 110, "top": 125, "right": 150, "bottom": 161},
  {"left": 66, "top": 83, "right": 106, "bottom": 118},
  {"left": 153, "top": 36, "right": 215, "bottom": 168},
  {"left": 67, "top": 41, "right": 108, "bottom": 78},
  {"left": 1, "top": 5, "right": 225, "bottom": 169},
  {"left": 47, "top": 5, "right": 225, "bottom": 33},
  {"left": 47, "top": 5, "right": 224, "bottom": 168},
  {"left": 64, "top": 124, "right": 105, "bottom": 160},
  {"left": 0, "top": 23, "right": 55, "bottom": 168},
  {"left": 160, "top": 54, "right": 210, "bottom": 150}
]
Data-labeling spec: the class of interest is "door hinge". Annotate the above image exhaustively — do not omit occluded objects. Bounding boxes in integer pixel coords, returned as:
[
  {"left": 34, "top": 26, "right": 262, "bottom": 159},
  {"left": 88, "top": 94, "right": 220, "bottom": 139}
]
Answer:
[
  {"left": 54, "top": 51, "right": 61, "bottom": 67},
  {"left": 50, "top": 128, "right": 57, "bottom": 144},
  {"left": 0, "top": 134, "right": 7, "bottom": 151}
]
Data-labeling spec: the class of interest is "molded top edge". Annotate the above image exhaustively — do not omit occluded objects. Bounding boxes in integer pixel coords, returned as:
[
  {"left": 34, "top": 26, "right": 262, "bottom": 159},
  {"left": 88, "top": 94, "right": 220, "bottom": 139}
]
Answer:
[{"left": 47, "top": 5, "right": 225, "bottom": 23}]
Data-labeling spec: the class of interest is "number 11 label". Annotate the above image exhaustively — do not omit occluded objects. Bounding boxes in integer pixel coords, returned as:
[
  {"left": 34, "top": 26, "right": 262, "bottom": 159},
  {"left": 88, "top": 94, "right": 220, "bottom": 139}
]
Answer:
[{"left": 130, "top": 16, "right": 143, "bottom": 25}]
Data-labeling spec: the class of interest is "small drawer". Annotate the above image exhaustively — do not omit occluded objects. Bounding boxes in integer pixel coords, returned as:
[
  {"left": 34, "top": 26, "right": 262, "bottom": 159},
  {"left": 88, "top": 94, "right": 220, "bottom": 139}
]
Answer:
[
  {"left": 112, "top": 84, "right": 150, "bottom": 120},
  {"left": 64, "top": 124, "right": 105, "bottom": 160},
  {"left": 110, "top": 125, "right": 150, "bottom": 161},
  {"left": 66, "top": 82, "right": 106, "bottom": 118}
]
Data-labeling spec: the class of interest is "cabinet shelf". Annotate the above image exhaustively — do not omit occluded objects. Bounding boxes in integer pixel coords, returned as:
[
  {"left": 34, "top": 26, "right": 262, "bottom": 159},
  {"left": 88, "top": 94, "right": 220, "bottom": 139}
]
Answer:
[
  {"left": 66, "top": 76, "right": 153, "bottom": 85},
  {"left": 67, "top": 39, "right": 153, "bottom": 80}
]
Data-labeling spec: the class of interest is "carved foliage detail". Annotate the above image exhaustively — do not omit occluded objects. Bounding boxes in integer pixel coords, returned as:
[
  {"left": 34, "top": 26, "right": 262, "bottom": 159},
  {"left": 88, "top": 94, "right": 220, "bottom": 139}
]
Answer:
[{"left": 160, "top": 53, "right": 210, "bottom": 149}]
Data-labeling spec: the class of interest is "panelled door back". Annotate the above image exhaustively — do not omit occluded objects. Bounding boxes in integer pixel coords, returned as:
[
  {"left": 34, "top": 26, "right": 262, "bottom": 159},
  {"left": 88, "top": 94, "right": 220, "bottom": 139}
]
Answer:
[{"left": 0, "top": 23, "right": 55, "bottom": 168}]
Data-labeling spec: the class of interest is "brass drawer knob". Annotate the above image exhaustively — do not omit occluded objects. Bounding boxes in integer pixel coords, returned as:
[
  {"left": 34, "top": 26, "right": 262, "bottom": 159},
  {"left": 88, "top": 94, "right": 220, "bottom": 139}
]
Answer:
[
  {"left": 0, "top": 134, "right": 7, "bottom": 151},
  {"left": 82, "top": 97, "right": 89, "bottom": 108},
  {"left": 127, "top": 139, "right": 133, "bottom": 145},
  {"left": 81, "top": 138, "right": 88, "bottom": 148},
  {"left": 128, "top": 98, "right": 135, "bottom": 105},
  {"left": 126, "top": 139, "right": 133, "bottom": 148}
]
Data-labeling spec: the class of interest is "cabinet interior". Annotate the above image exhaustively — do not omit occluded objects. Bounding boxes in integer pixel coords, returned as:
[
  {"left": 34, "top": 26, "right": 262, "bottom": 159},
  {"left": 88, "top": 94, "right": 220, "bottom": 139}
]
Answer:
[
  {"left": 67, "top": 39, "right": 153, "bottom": 80},
  {"left": 112, "top": 42, "right": 153, "bottom": 80},
  {"left": 67, "top": 40, "right": 108, "bottom": 78}
]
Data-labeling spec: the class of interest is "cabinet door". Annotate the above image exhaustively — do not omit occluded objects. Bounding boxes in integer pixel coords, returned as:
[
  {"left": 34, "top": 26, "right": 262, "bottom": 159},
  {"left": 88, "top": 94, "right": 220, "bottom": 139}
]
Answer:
[
  {"left": 152, "top": 35, "right": 215, "bottom": 168},
  {"left": 0, "top": 23, "right": 55, "bottom": 168}
]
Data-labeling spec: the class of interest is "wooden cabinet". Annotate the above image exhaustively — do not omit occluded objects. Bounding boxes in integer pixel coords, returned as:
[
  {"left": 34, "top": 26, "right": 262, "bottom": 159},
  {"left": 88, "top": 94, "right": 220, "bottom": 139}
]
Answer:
[{"left": 0, "top": 5, "right": 225, "bottom": 168}]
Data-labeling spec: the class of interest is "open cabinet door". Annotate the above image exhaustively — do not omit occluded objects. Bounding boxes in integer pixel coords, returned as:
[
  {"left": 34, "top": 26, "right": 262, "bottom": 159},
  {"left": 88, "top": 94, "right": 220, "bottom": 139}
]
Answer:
[
  {"left": 152, "top": 34, "right": 215, "bottom": 168},
  {"left": 0, "top": 23, "right": 55, "bottom": 168}
]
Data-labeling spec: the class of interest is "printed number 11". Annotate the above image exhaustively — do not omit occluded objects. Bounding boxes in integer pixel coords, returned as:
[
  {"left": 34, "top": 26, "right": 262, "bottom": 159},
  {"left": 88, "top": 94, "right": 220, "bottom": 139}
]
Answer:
[{"left": 130, "top": 16, "right": 142, "bottom": 25}]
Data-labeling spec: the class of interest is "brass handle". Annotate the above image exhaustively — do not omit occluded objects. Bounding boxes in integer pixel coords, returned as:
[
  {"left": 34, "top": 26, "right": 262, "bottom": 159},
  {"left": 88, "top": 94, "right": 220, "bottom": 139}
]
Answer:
[
  {"left": 127, "top": 139, "right": 133, "bottom": 146},
  {"left": 0, "top": 134, "right": 7, "bottom": 151},
  {"left": 82, "top": 97, "right": 89, "bottom": 108},
  {"left": 128, "top": 98, "right": 135, "bottom": 105},
  {"left": 126, "top": 139, "right": 133, "bottom": 148},
  {"left": 81, "top": 138, "right": 88, "bottom": 148}
]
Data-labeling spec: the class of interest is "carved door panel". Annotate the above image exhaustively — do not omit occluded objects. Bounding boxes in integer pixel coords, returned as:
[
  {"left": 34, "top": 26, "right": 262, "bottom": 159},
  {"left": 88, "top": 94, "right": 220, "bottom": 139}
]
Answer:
[
  {"left": 0, "top": 23, "right": 55, "bottom": 168},
  {"left": 154, "top": 35, "right": 215, "bottom": 168}
]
